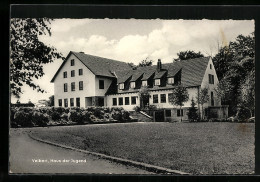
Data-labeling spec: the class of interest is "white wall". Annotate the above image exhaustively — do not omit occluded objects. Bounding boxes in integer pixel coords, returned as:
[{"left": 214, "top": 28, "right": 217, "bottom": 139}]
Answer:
[
  {"left": 200, "top": 57, "right": 221, "bottom": 107},
  {"left": 53, "top": 54, "right": 96, "bottom": 107},
  {"left": 95, "top": 76, "right": 113, "bottom": 96}
]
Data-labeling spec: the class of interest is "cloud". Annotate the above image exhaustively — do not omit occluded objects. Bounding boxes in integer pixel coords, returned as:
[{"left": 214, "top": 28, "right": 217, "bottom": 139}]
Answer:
[{"left": 51, "top": 19, "right": 93, "bottom": 32}]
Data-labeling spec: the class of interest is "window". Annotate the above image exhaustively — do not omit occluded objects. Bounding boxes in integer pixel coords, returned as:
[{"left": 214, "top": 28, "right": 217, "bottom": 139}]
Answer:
[
  {"left": 71, "top": 70, "right": 75, "bottom": 77},
  {"left": 112, "top": 98, "right": 117, "bottom": 106},
  {"left": 64, "top": 83, "right": 68, "bottom": 92},
  {"left": 130, "top": 82, "right": 136, "bottom": 88},
  {"left": 71, "top": 59, "right": 75, "bottom": 66},
  {"left": 63, "top": 71, "right": 67, "bottom": 78},
  {"left": 142, "top": 80, "right": 148, "bottom": 87},
  {"left": 71, "top": 82, "right": 75, "bottom": 91},
  {"left": 211, "top": 91, "right": 214, "bottom": 106},
  {"left": 125, "top": 97, "right": 130, "bottom": 105},
  {"left": 209, "top": 74, "right": 214, "bottom": 84},
  {"left": 119, "top": 97, "right": 123, "bottom": 105},
  {"left": 79, "top": 81, "right": 83, "bottom": 90},
  {"left": 168, "top": 93, "right": 173, "bottom": 103},
  {"left": 58, "top": 99, "right": 62, "bottom": 106},
  {"left": 210, "top": 64, "right": 212, "bottom": 69},
  {"left": 154, "top": 79, "right": 160, "bottom": 86},
  {"left": 99, "top": 80, "right": 104, "bottom": 89},
  {"left": 64, "top": 99, "right": 68, "bottom": 107},
  {"left": 119, "top": 83, "right": 124, "bottom": 90},
  {"left": 76, "top": 98, "right": 80, "bottom": 107},
  {"left": 177, "top": 109, "right": 183, "bottom": 117},
  {"left": 131, "top": 96, "right": 137, "bottom": 105},
  {"left": 70, "top": 98, "right": 74, "bottom": 107},
  {"left": 79, "top": 69, "right": 83, "bottom": 75},
  {"left": 166, "top": 110, "right": 171, "bottom": 117},
  {"left": 161, "top": 94, "right": 166, "bottom": 103},
  {"left": 153, "top": 94, "right": 158, "bottom": 103},
  {"left": 168, "top": 77, "right": 174, "bottom": 84}
]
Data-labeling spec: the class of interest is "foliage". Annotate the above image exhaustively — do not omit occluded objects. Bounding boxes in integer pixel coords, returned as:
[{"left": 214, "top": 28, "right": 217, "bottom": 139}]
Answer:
[
  {"left": 236, "top": 106, "right": 251, "bottom": 122},
  {"left": 138, "top": 57, "right": 153, "bottom": 67},
  {"left": 51, "top": 111, "right": 61, "bottom": 121},
  {"left": 69, "top": 110, "right": 84, "bottom": 124},
  {"left": 46, "top": 95, "right": 54, "bottom": 106},
  {"left": 133, "top": 106, "right": 141, "bottom": 112},
  {"left": 174, "top": 50, "right": 204, "bottom": 61},
  {"left": 147, "top": 104, "right": 157, "bottom": 110},
  {"left": 169, "top": 84, "right": 189, "bottom": 122},
  {"left": 32, "top": 111, "right": 49, "bottom": 126},
  {"left": 187, "top": 98, "right": 199, "bottom": 122},
  {"left": 196, "top": 88, "right": 209, "bottom": 119},
  {"left": 10, "top": 18, "right": 64, "bottom": 97}
]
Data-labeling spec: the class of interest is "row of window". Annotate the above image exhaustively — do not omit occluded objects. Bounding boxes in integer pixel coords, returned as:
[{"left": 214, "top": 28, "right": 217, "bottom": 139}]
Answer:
[
  {"left": 152, "top": 93, "right": 171, "bottom": 104},
  {"left": 63, "top": 69, "right": 83, "bottom": 78},
  {"left": 58, "top": 98, "right": 80, "bottom": 107},
  {"left": 63, "top": 80, "right": 105, "bottom": 92},
  {"left": 119, "top": 77, "right": 175, "bottom": 90},
  {"left": 64, "top": 81, "right": 83, "bottom": 92},
  {"left": 112, "top": 96, "right": 137, "bottom": 106}
]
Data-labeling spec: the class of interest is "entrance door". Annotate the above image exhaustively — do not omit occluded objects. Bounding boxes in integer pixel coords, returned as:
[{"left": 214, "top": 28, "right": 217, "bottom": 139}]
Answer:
[
  {"left": 154, "top": 110, "right": 165, "bottom": 122},
  {"left": 98, "top": 97, "right": 104, "bottom": 106}
]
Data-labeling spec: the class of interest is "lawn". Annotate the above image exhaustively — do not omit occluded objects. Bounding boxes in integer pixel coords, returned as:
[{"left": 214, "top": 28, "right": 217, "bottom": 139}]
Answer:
[{"left": 30, "top": 122, "right": 255, "bottom": 174}]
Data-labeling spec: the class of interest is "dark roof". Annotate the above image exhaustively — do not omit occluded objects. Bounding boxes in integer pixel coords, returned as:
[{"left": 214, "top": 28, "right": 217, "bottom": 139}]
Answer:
[
  {"left": 115, "top": 57, "right": 209, "bottom": 88},
  {"left": 51, "top": 51, "right": 131, "bottom": 82}
]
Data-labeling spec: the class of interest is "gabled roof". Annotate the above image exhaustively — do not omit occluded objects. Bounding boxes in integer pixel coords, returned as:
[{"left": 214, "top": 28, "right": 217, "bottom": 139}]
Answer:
[{"left": 51, "top": 51, "right": 131, "bottom": 82}]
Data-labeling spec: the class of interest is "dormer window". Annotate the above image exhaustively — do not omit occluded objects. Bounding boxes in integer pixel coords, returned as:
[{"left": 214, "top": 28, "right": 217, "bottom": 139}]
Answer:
[
  {"left": 119, "top": 83, "right": 124, "bottom": 90},
  {"left": 142, "top": 80, "right": 148, "bottom": 87},
  {"left": 154, "top": 79, "right": 160, "bottom": 86},
  {"left": 168, "top": 77, "right": 174, "bottom": 84},
  {"left": 130, "top": 82, "right": 136, "bottom": 88}
]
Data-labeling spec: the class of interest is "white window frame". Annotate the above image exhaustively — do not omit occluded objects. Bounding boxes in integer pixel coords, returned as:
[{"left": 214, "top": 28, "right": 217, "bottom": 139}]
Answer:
[
  {"left": 142, "top": 80, "right": 148, "bottom": 87},
  {"left": 168, "top": 77, "right": 174, "bottom": 84},
  {"left": 130, "top": 82, "right": 136, "bottom": 88},
  {"left": 154, "top": 79, "right": 161, "bottom": 86},
  {"left": 119, "top": 83, "right": 124, "bottom": 90}
]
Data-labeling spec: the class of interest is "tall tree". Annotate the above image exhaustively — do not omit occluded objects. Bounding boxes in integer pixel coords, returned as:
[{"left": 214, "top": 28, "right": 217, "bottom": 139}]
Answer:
[
  {"left": 196, "top": 88, "right": 209, "bottom": 119},
  {"left": 169, "top": 84, "right": 189, "bottom": 122},
  {"left": 10, "top": 18, "right": 64, "bottom": 97},
  {"left": 174, "top": 50, "right": 204, "bottom": 61},
  {"left": 46, "top": 95, "right": 54, "bottom": 106}
]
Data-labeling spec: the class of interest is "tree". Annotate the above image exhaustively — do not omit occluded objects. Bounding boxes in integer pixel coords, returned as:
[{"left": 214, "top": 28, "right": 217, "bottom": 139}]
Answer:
[
  {"left": 138, "top": 86, "right": 150, "bottom": 109},
  {"left": 174, "top": 50, "right": 204, "bottom": 61},
  {"left": 196, "top": 88, "right": 209, "bottom": 119},
  {"left": 10, "top": 18, "right": 64, "bottom": 98},
  {"left": 138, "top": 57, "right": 153, "bottom": 67},
  {"left": 46, "top": 95, "right": 54, "bottom": 106},
  {"left": 187, "top": 98, "right": 199, "bottom": 122},
  {"left": 169, "top": 84, "right": 189, "bottom": 122}
]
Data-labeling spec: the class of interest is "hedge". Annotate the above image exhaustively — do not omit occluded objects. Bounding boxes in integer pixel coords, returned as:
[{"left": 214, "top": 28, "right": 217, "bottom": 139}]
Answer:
[{"left": 10, "top": 106, "right": 131, "bottom": 128}]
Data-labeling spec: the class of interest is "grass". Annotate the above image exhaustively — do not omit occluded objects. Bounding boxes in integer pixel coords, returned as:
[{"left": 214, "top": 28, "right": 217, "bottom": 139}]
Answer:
[{"left": 31, "top": 122, "right": 254, "bottom": 174}]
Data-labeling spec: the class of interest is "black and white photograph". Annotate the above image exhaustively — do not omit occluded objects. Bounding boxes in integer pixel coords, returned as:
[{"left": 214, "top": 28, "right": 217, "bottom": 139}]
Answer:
[{"left": 9, "top": 15, "right": 255, "bottom": 175}]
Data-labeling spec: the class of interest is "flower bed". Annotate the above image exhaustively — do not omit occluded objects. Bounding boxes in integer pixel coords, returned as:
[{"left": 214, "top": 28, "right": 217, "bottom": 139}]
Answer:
[{"left": 10, "top": 106, "right": 132, "bottom": 128}]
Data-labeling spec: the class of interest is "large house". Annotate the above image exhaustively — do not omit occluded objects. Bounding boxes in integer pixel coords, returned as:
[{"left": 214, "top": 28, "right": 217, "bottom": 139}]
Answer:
[{"left": 51, "top": 51, "right": 228, "bottom": 121}]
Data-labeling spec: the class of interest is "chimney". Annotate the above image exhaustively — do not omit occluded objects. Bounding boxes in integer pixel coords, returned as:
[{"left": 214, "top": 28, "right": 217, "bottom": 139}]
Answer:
[{"left": 157, "top": 59, "right": 162, "bottom": 72}]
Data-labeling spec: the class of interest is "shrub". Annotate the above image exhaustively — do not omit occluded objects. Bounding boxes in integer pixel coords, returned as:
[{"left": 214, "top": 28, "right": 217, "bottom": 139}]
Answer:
[
  {"left": 148, "top": 105, "right": 157, "bottom": 110},
  {"left": 51, "top": 111, "right": 61, "bottom": 121},
  {"left": 111, "top": 110, "right": 122, "bottom": 121},
  {"left": 122, "top": 110, "right": 130, "bottom": 121},
  {"left": 94, "top": 108, "right": 105, "bottom": 119},
  {"left": 14, "top": 110, "right": 34, "bottom": 127},
  {"left": 187, "top": 99, "right": 199, "bottom": 122},
  {"left": 61, "top": 113, "right": 69, "bottom": 121},
  {"left": 248, "top": 117, "right": 255, "bottom": 123},
  {"left": 236, "top": 107, "right": 251, "bottom": 122},
  {"left": 133, "top": 106, "right": 141, "bottom": 112},
  {"left": 89, "top": 114, "right": 97, "bottom": 123},
  {"left": 69, "top": 110, "right": 84, "bottom": 124},
  {"left": 82, "top": 111, "right": 91, "bottom": 123},
  {"left": 32, "top": 111, "right": 49, "bottom": 127}
]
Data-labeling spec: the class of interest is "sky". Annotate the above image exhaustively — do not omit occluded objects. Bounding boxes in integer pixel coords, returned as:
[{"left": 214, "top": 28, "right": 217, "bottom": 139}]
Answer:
[{"left": 11, "top": 19, "right": 254, "bottom": 103}]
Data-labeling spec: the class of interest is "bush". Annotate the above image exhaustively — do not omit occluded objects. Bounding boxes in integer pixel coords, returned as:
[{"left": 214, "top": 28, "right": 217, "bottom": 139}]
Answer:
[
  {"left": 111, "top": 110, "right": 122, "bottom": 121},
  {"left": 94, "top": 108, "right": 105, "bottom": 119},
  {"left": 51, "top": 111, "right": 61, "bottom": 121},
  {"left": 32, "top": 111, "right": 49, "bottom": 127},
  {"left": 236, "top": 107, "right": 251, "bottom": 122},
  {"left": 133, "top": 106, "right": 141, "bottom": 112},
  {"left": 69, "top": 110, "right": 84, "bottom": 124},
  {"left": 248, "top": 117, "right": 255, "bottom": 123},
  {"left": 14, "top": 110, "right": 34, "bottom": 127},
  {"left": 122, "top": 110, "right": 130, "bottom": 121},
  {"left": 61, "top": 113, "right": 69, "bottom": 121},
  {"left": 82, "top": 111, "right": 91, "bottom": 123},
  {"left": 148, "top": 105, "right": 157, "bottom": 110}
]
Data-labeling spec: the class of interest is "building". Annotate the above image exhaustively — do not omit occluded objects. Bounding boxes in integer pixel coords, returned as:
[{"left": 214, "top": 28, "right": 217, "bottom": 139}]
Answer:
[{"left": 51, "top": 51, "right": 228, "bottom": 121}]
